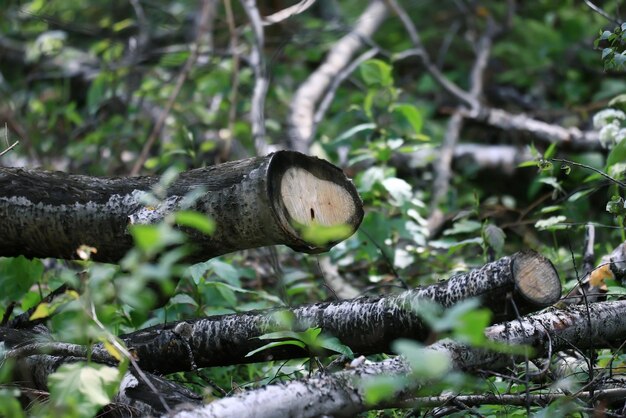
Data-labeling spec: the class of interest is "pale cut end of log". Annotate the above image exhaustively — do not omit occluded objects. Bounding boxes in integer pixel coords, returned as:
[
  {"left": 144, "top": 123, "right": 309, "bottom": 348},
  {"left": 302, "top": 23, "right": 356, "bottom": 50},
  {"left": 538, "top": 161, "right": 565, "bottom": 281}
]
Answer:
[
  {"left": 268, "top": 152, "right": 364, "bottom": 253},
  {"left": 280, "top": 168, "right": 356, "bottom": 227},
  {"left": 512, "top": 250, "right": 561, "bottom": 307}
]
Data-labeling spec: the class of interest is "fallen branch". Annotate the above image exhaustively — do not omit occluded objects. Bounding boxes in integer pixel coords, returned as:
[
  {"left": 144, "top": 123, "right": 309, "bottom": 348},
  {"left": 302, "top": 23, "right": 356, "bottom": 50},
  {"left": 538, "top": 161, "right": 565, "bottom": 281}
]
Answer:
[
  {"left": 119, "top": 251, "right": 559, "bottom": 373},
  {"left": 240, "top": 0, "right": 270, "bottom": 155},
  {"left": 170, "top": 300, "right": 626, "bottom": 418},
  {"left": 466, "top": 107, "right": 602, "bottom": 151},
  {"left": 398, "top": 388, "right": 626, "bottom": 409},
  {"left": 262, "top": 0, "right": 316, "bottom": 26},
  {"left": 392, "top": 143, "right": 533, "bottom": 175},
  {"left": 0, "top": 151, "right": 363, "bottom": 262},
  {"left": 287, "top": 0, "right": 388, "bottom": 152}
]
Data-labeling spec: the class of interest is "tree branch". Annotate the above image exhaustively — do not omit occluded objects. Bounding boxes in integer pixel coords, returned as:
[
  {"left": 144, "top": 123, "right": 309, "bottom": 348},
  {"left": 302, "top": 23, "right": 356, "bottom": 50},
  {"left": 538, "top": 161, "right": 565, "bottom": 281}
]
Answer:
[
  {"left": 240, "top": 0, "right": 270, "bottom": 155},
  {"left": 287, "top": 0, "right": 388, "bottom": 152},
  {"left": 170, "top": 300, "right": 626, "bottom": 417},
  {"left": 119, "top": 251, "right": 559, "bottom": 373}
]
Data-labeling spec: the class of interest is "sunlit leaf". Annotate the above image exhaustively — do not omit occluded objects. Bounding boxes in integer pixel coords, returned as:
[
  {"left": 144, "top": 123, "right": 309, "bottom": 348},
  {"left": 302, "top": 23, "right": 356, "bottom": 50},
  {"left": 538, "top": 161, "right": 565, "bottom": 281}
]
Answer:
[
  {"left": 48, "top": 363, "right": 121, "bottom": 417},
  {"left": 392, "top": 339, "right": 450, "bottom": 378},
  {"left": 29, "top": 303, "right": 50, "bottom": 320},
  {"left": 102, "top": 340, "right": 123, "bottom": 362},
  {"left": 535, "top": 215, "right": 567, "bottom": 230},
  {"left": 393, "top": 103, "right": 425, "bottom": 136},
  {"left": 381, "top": 177, "right": 412, "bottom": 206},
  {"left": 483, "top": 224, "right": 506, "bottom": 254},
  {"left": 245, "top": 340, "right": 306, "bottom": 357},
  {"left": 454, "top": 309, "right": 491, "bottom": 345},
  {"left": 174, "top": 210, "right": 215, "bottom": 235},
  {"left": 360, "top": 59, "right": 393, "bottom": 87},
  {"left": 606, "top": 138, "right": 626, "bottom": 169},
  {"left": 363, "top": 375, "right": 407, "bottom": 405},
  {"left": 0, "top": 257, "right": 44, "bottom": 303},
  {"left": 300, "top": 224, "right": 353, "bottom": 246}
]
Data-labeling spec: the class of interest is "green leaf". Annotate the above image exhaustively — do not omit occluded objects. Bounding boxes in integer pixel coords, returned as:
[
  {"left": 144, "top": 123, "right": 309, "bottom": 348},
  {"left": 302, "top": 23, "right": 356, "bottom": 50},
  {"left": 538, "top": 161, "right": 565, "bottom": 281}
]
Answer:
[
  {"left": 609, "top": 94, "right": 626, "bottom": 112},
  {"left": 483, "top": 224, "right": 506, "bottom": 254},
  {"left": 392, "top": 103, "right": 424, "bottom": 136},
  {"left": 300, "top": 224, "right": 353, "bottom": 247},
  {"left": 606, "top": 138, "right": 626, "bottom": 169},
  {"left": 257, "top": 330, "right": 301, "bottom": 341},
  {"left": 0, "top": 388, "right": 25, "bottom": 418},
  {"left": 601, "top": 30, "right": 613, "bottom": 40},
  {"left": 333, "top": 123, "right": 376, "bottom": 145},
  {"left": 518, "top": 160, "right": 539, "bottom": 168},
  {"left": 363, "top": 375, "right": 407, "bottom": 405},
  {"left": 535, "top": 215, "right": 567, "bottom": 231},
  {"left": 543, "top": 142, "right": 558, "bottom": 159},
  {"left": 454, "top": 309, "right": 491, "bottom": 345},
  {"left": 360, "top": 59, "right": 393, "bottom": 87},
  {"left": 429, "top": 237, "right": 483, "bottom": 252},
  {"left": 381, "top": 177, "right": 413, "bottom": 206},
  {"left": 129, "top": 224, "right": 161, "bottom": 252},
  {"left": 168, "top": 293, "right": 199, "bottom": 308},
  {"left": 246, "top": 340, "right": 306, "bottom": 357},
  {"left": 48, "top": 362, "right": 121, "bottom": 418},
  {"left": 299, "top": 327, "right": 323, "bottom": 345},
  {"left": 188, "top": 259, "right": 241, "bottom": 286},
  {"left": 86, "top": 74, "right": 106, "bottom": 114},
  {"left": 318, "top": 335, "right": 354, "bottom": 358},
  {"left": 432, "top": 298, "right": 482, "bottom": 332},
  {"left": 207, "top": 259, "right": 241, "bottom": 286},
  {"left": 443, "top": 219, "right": 482, "bottom": 236},
  {"left": 210, "top": 282, "right": 238, "bottom": 307},
  {"left": 174, "top": 210, "right": 215, "bottom": 235},
  {"left": 0, "top": 256, "right": 44, "bottom": 302},
  {"left": 392, "top": 339, "right": 450, "bottom": 378}
]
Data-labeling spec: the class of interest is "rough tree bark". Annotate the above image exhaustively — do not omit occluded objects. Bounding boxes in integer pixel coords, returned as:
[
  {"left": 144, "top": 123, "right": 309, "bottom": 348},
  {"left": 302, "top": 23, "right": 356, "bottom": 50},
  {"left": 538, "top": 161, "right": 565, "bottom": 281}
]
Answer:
[
  {"left": 0, "top": 151, "right": 363, "bottom": 263},
  {"left": 0, "top": 250, "right": 561, "bottom": 414},
  {"left": 117, "top": 250, "right": 559, "bottom": 373},
  {"left": 170, "top": 300, "right": 626, "bottom": 418}
]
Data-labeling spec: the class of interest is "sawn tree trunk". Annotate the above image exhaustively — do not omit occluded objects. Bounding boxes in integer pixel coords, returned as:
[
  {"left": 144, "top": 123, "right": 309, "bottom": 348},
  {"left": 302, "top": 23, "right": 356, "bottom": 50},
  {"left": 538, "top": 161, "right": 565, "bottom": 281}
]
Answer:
[{"left": 0, "top": 151, "right": 363, "bottom": 262}]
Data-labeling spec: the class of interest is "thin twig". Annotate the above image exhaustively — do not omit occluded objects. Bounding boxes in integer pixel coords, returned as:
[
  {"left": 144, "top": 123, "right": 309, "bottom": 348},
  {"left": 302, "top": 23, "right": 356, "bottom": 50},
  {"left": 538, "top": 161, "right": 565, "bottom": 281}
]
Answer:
[
  {"left": 0, "top": 123, "right": 19, "bottom": 158},
  {"left": 550, "top": 158, "right": 626, "bottom": 189},
  {"left": 263, "top": 0, "right": 316, "bottom": 26},
  {"left": 240, "top": 0, "right": 270, "bottom": 156},
  {"left": 0, "top": 140, "right": 19, "bottom": 157},
  {"left": 384, "top": 0, "right": 479, "bottom": 112},
  {"left": 130, "top": 0, "right": 214, "bottom": 175},
  {"left": 566, "top": 236, "right": 595, "bottom": 384},
  {"left": 397, "top": 387, "right": 626, "bottom": 409},
  {"left": 88, "top": 301, "right": 173, "bottom": 413},
  {"left": 222, "top": 0, "right": 241, "bottom": 160},
  {"left": 582, "top": 223, "right": 596, "bottom": 275},
  {"left": 313, "top": 48, "right": 379, "bottom": 127},
  {"left": 583, "top": 0, "right": 622, "bottom": 25}
]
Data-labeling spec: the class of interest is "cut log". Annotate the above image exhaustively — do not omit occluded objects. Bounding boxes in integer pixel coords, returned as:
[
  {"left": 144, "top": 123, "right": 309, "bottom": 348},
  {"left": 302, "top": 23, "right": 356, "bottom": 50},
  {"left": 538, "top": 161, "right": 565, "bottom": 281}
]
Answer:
[
  {"left": 169, "top": 300, "right": 626, "bottom": 418},
  {"left": 119, "top": 251, "right": 560, "bottom": 373},
  {"left": 0, "top": 151, "right": 363, "bottom": 262}
]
